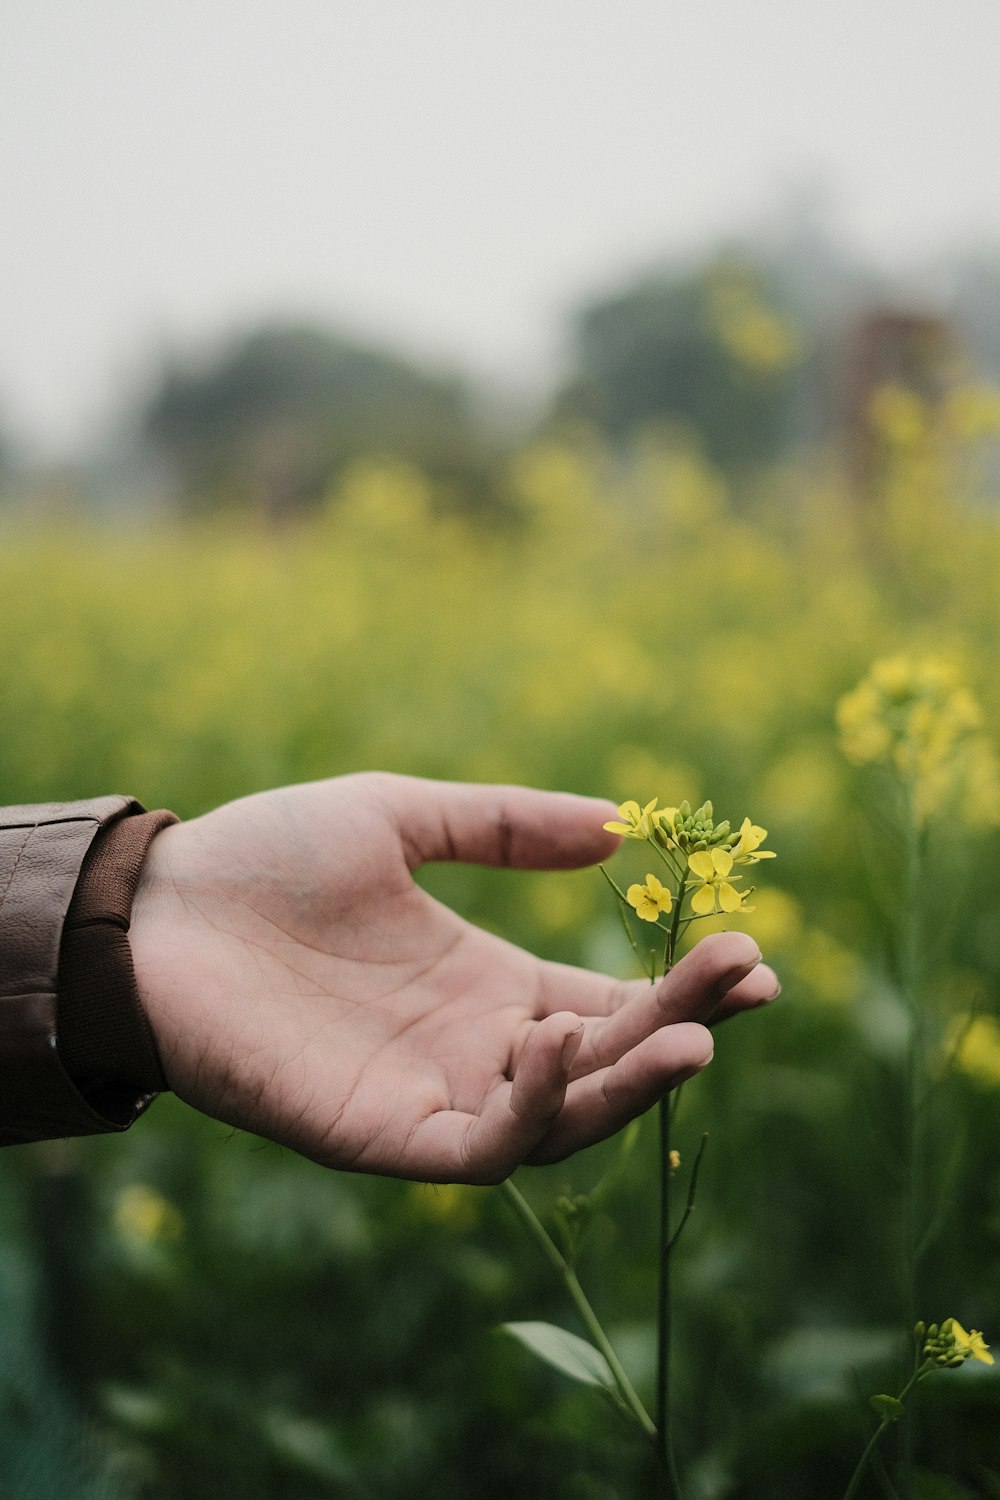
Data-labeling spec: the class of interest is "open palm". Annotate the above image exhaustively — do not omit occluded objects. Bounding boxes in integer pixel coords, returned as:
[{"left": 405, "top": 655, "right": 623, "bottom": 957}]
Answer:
[{"left": 130, "top": 774, "right": 776, "bottom": 1182}]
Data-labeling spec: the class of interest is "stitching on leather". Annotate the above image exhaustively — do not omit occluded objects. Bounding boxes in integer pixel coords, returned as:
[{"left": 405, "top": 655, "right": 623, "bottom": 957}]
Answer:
[{"left": 0, "top": 822, "right": 38, "bottom": 914}]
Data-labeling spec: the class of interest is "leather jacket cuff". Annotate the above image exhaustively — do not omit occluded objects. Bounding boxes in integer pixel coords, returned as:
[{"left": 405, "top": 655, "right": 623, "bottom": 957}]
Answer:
[
  {"left": 59, "top": 808, "right": 177, "bottom": 1106},
  {"left": 0, "top": 799, "right": 176, "bottom": 1146}
]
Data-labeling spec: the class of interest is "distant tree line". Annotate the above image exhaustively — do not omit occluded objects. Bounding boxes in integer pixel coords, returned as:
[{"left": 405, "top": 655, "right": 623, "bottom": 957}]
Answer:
[{"left": 6, "top": 234, "right": 1000, "bottom": 518}]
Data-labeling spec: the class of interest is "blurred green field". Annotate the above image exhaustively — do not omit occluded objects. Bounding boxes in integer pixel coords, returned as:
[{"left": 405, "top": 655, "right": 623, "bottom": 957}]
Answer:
[{"left": 3, "top": 405, "right": 1000, "bottom": 1498}]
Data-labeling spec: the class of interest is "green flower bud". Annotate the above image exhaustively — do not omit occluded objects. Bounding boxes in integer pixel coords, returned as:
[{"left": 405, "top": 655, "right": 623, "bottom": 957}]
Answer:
[
  {"left": 679, "top": 801, "right": 691, "bottom": 819},
  {"left": 712, "top": 820, "right": 731, "bottom": 842}
]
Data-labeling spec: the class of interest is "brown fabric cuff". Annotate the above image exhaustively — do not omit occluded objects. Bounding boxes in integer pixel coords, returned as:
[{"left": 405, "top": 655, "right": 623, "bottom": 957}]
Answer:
[{"left": 58, "top": 809, "right": 178, "bottom": 1104}]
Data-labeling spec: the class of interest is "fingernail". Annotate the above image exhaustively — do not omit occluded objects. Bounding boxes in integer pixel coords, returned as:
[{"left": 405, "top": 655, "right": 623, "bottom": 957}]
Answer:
[
  {"left": 561, "top": 1026, "right": 584, "bottom": 1068},
  {"left": 719, "top": 951, "right": 762, "bottom": 992}
]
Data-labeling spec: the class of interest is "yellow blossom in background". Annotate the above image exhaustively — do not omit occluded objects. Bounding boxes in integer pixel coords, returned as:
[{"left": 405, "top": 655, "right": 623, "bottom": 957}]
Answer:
[
  {"left": 836, "top": 655, "right": 1000, "bottom": 826},
  {"left": 687, "top": 849, "right": 748, "bottom": 915},
  {"left": 868, "top": 384, "right": 930, "bottom": 448},
  {"left": 791, "top": 928, "right": 862, "bottom": 1007},
  {"left": 605, "top": 799, "right": 661, "bottom": 840},
  {"left": 529, "top": 874, "right": 593, "bottom": 934},
  {"left": 941, "top": 384, "right": 1000, "bottom": 442},
  {"left": 115, "top": 1184, "right": 184, "bottom": 1248},
  {"left": 407, "top": 1182, "right": 479, "bottom": 1230},
  {"left": 738, "top": 887, "right": 804, "bottom": 953},
  {"left": 946, "top": 1014, "right": 1000, "bottom": 1089},
  {"left": 626, "top": 873, "right": 673, "bottom": 923},
  {"left": 707, "top": 273, "right": 801, "bottom": 372},
  {"left": 607, "top": 747, "right": 699, "bottom": 812}
]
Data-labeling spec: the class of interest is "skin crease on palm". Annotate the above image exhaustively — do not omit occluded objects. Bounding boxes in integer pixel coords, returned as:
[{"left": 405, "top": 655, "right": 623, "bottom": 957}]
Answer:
[{"left": 128, "top": 773, "right": 779, "bottom": 1185}]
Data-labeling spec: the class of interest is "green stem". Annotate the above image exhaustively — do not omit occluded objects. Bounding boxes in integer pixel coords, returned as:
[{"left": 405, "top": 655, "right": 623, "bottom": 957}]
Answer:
[
  {"left": 900, "top": 793, "right": 926, "bottom": 1493},
  {"left": 843, "top": 1367, "right": 924, "bottom": 1500},
  {"left": 843, "top": 1419, "right": 893, "bottom": 1500},
  {"left": 667, "top": 1133, "right": 709, "bottom": 1253},
  {"left": 656, "top": 1093, "right": 685, "bottom": 1498},
  {"left": 647, "top": 836, "right": 686, "bottom": 883},
  {"left": 500, "top": 1179, "right": 658, "bottom": 1444}
]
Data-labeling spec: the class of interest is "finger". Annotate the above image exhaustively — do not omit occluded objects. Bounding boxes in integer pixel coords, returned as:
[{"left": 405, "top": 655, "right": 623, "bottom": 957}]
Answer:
[
  {"left": 569, "top": 932, "right": 764, "bottom": 1073},
  {"left": 710, "top": 966, "right": 780, "bottom": 1022},
  {"left": 407, "top": 1011, "right": 584, "bottom": 1184},
  {"left": 534, "top": 932, "right": 770, "bottom": 1023},
  {"left": 376, "top": 774, "right": 621, "bottom": 872},
  {"left": 527, "top": 1022, "right": 714, "bottom": 1165}
]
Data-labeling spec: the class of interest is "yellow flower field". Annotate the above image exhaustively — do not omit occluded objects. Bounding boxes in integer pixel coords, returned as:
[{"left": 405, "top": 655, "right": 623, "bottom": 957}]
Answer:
[{"left": 2, "top": 409, "right": 1000, "bottom": 1497}]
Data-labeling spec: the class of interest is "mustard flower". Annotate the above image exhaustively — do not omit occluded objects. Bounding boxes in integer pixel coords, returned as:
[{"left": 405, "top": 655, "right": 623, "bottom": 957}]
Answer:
[
  {"left": 687, "top": 849, "right": 748, "bottom": 915},
  {"left": 731, "top": 817, "right": 776, "bottom": 865},
  {"left": 604, "top": 798, "right": 661, "bottom": 840},
  {"left": 626, "top": 873, "right": 673, "bottom": 923},
  {"left": 836, "top": 655, "right": 1000, "bottom": 827},
  {"left": 948, "top": 1320, "right": 994, "bottom": 1366}
]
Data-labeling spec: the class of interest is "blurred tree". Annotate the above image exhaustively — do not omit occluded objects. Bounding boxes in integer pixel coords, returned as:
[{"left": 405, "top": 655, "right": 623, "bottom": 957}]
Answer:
[
  {"left": 142, "top": 323, "right": 500, "bottom": 520},
  {"left": 551, "top": 256, "right": 807, "bottom": 470}
]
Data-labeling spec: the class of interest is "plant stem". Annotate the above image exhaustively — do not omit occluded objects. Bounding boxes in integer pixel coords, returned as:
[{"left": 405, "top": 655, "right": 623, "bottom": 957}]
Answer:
[
  {"left": 656, "top": 1092, "right": 685, "bottom": 1498},
  {"left": 843, "top": 1367, "right": 923, "bottom": 1500},
  {"left": 667, "top": 1133, "right": 709, "bottom": 1253},
  {"left": 500, "top": 1179, "right": 658, "bottom": 1444},
  {"left": 654, "top": 895, "right": 688, "bottom": 1497},
  {"left": 900, "top": 794, "right": 926, "bottom": 1494},
  {"left": 843, "top": 1418, "right": 893, "bottom": 1500}
]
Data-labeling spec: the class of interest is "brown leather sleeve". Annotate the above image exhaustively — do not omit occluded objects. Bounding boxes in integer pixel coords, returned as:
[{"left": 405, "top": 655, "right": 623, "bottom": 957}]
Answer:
[{"left": 0, "top": 798, "right": 174, "bottom": 1146}]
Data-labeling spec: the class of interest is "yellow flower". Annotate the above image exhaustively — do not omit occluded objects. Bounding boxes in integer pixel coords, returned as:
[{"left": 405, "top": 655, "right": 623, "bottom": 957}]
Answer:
[
  {"left": 114, "top": 1185, "right": 184, "bottom": 1247},
  {"left": 687, "top": 849, "right": 748, "bottom": 915},
  {"left": 604, "top": 798, "right": 660, "bottom": 839},
  {"left": 626, "top": 872, "right": 673, "bottom": 923},
  {"left": 948, "top": 1320, "right": 994, "bottom": 1366},
  {"left": 836, "top": 656, "right": 1000, "bottom": 828},
  {"left": 731, "top": 816, "right": 777, "bottom": 864}
]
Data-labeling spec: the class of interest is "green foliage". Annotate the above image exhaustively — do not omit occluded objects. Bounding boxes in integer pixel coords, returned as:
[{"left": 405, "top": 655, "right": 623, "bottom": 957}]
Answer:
[
  {"left": 553, "top": 255, "right": 804, "bottom": 468},
  {"left": 501, "top": 1324, "right": 616, "bottom": 1392},
  {"left": 142, "top": 322, "right": 496, "bottom": 519},
  {"left": 2, "top": 414, "right": 1000, "bottom": 1496}
]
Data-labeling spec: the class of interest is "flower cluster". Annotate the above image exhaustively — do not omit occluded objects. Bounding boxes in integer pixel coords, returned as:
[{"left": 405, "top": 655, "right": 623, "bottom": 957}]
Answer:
[
  {"left": 836, "top": 655, "right": 1000, "bottom": 826},
  {"left": 918, "top": 1318, "right": 994, "bottom": 1368},
  {"left": 602, "top": 796, "right": 775, "bottom": 951}
]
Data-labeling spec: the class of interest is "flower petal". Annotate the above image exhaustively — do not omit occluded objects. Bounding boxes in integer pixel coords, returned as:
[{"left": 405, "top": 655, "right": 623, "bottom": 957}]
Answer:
[
  {"left": 691, "top": 885, "right": 716, "bottom": 916},
  {"left": 687, "top": 851, "right": 716, "bottom": 881},
  {"left": 718, "top": 882, "right": 744, "bottom": 913}
]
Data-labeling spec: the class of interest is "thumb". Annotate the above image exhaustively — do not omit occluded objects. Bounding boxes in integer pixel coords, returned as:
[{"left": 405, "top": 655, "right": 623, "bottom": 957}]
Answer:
[{"left": 378, "top": 774, "right": 621, "bottom": 871}]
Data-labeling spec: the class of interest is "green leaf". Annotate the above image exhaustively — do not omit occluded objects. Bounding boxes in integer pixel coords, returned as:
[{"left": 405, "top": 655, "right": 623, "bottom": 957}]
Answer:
[
  {"left": 501, "top": 1322, "right": 615, "bottom": 1390},
  {"left": 870, "top": 1393, "right": 905, "bottom": 1422}
]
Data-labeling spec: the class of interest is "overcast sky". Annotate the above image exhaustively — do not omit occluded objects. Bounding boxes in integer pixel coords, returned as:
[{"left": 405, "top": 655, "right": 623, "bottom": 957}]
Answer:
[{"left": 3, "top": 0, "right": 1000, "bottom": 456}]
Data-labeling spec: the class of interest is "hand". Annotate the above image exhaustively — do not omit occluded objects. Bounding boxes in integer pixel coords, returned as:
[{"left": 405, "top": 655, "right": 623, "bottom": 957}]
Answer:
[{"left": 129, "top": 773, "right": 777, "bottom": 1183}]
